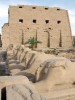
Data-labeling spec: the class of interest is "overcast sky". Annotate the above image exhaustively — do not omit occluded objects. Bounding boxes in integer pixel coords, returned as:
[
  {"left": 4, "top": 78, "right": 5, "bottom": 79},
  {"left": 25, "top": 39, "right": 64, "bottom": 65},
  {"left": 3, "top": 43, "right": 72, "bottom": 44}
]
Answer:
[{"left": 0, "top": 0, "right": 75, "bottom": 35}]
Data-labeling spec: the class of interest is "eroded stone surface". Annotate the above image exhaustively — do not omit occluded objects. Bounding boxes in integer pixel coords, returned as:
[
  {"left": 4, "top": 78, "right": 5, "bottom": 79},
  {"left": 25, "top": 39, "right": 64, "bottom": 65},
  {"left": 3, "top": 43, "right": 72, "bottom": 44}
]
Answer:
[
  {"left": 6, "top": 84, "right": 46, "bottom": 100},
  {"left": 0, "top": 76, "right": 29, "bottom": 88}
]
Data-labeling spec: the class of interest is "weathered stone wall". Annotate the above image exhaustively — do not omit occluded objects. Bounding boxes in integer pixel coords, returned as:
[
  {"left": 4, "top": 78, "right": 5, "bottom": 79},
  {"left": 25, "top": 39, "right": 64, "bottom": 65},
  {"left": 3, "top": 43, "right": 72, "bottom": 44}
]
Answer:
[
  {"left": 2, "top": 5, "right": 73, "bottom": 49},
  {"left": 2, "top": 23, "right": 10, "bottom": 49}
]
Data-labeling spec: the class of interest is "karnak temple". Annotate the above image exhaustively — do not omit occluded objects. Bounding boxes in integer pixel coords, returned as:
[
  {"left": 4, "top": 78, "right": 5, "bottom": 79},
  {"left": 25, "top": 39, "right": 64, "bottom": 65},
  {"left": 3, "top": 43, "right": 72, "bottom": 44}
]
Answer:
[
  {"left": 2, "top": 5, "right": 73, "bottom": 49},
  {"left": 1, "top": 5, "right": 75, "bottom": 100}
]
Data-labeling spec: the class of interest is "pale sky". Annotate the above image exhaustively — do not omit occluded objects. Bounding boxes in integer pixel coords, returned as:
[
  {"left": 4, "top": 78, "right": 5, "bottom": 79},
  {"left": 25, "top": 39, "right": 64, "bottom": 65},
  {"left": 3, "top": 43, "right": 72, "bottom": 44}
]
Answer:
[{"left": 0, "top": 0, "right": 75, "bottom": 35}]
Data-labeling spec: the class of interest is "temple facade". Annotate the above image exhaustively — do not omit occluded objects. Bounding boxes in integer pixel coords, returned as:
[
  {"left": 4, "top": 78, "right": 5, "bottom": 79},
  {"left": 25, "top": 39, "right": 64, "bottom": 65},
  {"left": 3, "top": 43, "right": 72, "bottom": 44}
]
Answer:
[{"left": 2, "top": 5, "right": 73, "bottom": 49}]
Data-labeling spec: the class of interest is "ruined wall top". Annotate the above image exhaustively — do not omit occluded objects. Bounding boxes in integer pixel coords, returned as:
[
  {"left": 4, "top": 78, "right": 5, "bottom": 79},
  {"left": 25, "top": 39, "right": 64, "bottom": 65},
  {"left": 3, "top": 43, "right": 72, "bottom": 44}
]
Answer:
[{"left": 8, "top": 5, "right": 67, "bottom": 11}]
